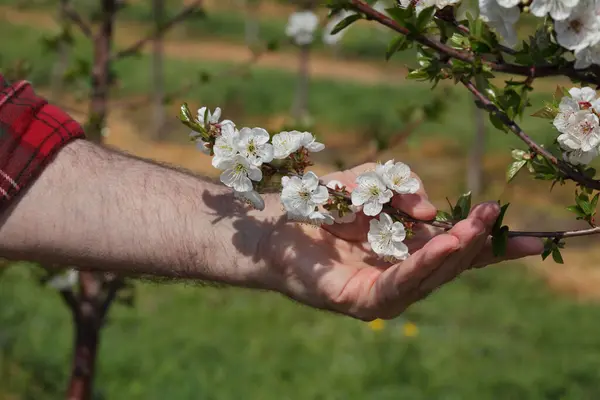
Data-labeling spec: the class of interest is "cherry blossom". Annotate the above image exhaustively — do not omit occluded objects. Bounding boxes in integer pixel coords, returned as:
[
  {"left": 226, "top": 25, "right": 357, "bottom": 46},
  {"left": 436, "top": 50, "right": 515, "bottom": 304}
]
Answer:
[
  {"left": 351, "top": 172, "right": 393, "bottom": 216},
  {"left": 367, "top": 213, "right": 409, "bottom": 261},
  {"left": 281, "top": 172, "right": 329, "bottom": 217},
  {"left": 215, "top": 155, "right": 263, "bottom": 192}
]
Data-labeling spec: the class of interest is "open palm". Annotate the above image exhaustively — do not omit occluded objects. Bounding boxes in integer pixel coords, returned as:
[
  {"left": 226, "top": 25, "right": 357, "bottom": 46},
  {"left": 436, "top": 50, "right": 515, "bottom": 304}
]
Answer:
[{"left": 266, "top": 163, "right": 543, "bottom": 321}]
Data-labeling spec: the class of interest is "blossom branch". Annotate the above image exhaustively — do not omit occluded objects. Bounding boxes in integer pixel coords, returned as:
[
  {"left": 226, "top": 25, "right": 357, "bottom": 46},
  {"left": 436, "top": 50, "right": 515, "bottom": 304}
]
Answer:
[
  {"left": 391, "top": 207, "right": 600, "bottom": 239},
  {"left": 318, "top": 182, "right": 600, "bottom": 240},
  {"left": 349, "top": 0, "right": 599, "bottom": 85},
  {"left": 459, "top": 78, "right": 600, "bottom": 191},
  {"left": 111, "top": 0, "right": 203, "bottom": 61}
]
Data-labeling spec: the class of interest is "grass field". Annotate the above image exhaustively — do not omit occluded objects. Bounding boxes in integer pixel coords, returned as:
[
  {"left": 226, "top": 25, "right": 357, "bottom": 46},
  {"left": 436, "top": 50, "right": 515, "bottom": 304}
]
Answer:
[
  {"left": 3, "top": 4, "right": 600, "bottom": 399},
  {"left": 4, "top": 261, "right": 600, "bottom": 399}
]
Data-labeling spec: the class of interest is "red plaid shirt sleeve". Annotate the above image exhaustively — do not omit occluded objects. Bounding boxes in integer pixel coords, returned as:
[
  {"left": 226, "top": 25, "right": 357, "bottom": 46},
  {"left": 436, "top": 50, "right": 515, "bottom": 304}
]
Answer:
[{"left": 0, "top": 74, "right": 85, "bottom": 210}]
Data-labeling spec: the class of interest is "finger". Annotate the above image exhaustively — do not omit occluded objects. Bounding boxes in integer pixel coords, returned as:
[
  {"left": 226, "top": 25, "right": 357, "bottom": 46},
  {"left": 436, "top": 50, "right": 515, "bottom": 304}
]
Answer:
[
  {"left": 369, "top": 233, "right": 460, "bottom": 319},
  {"left": 414, "top": 202, "right": 500, "bottom": 294},
  {"left": 471, "top": 236, "right": 544, "bottom": 268}
]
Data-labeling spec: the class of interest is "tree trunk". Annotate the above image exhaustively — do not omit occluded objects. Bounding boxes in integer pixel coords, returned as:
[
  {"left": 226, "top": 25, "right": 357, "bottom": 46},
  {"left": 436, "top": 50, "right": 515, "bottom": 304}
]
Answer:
[
  {"left": 51, "top": 0, "right": 70, "bottom": 98},
  {"left": 66, "top": 309, "right": 101, "bottom": 400},
  {"left": 291, "top": 44, "right": 310, "bottom": 121},
  {"left": 467, "top": 104, "right": 486, "bottom": 196},
  {"left": 87, "top": 0, "right": 116, "bottom": 143},
  {"left": 66, "top": 1, "right": 117, "bottom": 398},
  {"left": 152, "top": 0, "right": 166, "bottom": 140}
]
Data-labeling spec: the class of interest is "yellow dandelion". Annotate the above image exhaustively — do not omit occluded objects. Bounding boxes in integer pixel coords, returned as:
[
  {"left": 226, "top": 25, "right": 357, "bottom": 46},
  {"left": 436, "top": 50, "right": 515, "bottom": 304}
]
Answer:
[
  {"left": 368, "top": 318, "right": 385, "bottom": 331},
  {"left": 403, "top": 321, "right": 419, "bottom": 337}
]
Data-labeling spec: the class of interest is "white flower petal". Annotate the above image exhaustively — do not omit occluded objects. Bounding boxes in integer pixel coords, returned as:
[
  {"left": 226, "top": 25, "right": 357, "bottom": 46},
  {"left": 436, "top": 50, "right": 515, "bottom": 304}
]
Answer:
[
  {"left": 310, "top": 186, "right": 330, "bottom": 205},
  {"left": 247, "top": 165, "right": 263, "bottom": 182},
  {"left": 363, "top": 200, "right": 384, "bottom": 216},
  {"left": 303, "top": 171, "right": 320, "bottom": 191}
]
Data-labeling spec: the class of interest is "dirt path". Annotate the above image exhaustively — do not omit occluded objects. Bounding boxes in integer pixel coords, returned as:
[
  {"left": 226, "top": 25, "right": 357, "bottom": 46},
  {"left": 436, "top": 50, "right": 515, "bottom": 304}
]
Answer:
[{"left": 0, "top": 6, "right": 404, "bottom": 85}]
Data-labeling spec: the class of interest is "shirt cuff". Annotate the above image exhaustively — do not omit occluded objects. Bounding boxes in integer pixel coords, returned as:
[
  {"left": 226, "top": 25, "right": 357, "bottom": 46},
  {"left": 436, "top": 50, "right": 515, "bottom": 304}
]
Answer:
[{"left": 0, "top": 77, "right": 86, "bottom": 209}]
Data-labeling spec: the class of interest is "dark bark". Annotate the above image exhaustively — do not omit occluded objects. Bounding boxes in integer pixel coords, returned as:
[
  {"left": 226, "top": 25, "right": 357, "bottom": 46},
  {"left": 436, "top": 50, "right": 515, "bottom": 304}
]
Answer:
[
  {"left": 66, "top": 307, "right": 101, "bottom": 400},
  {"left": 87, "top": 0, "right": 116, "bottom": 143},
  {"left": 152, "top": 0, "right": 166, "bottom": 140},
  {"left": 51, "top": 0, "right": 71, "bottom": 98}
]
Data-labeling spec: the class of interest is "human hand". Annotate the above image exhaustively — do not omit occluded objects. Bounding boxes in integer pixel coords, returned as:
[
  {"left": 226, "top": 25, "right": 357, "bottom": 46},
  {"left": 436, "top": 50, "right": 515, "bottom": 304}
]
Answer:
[{"left": 260, "top": 163, "right": 543, "bottom": 321}]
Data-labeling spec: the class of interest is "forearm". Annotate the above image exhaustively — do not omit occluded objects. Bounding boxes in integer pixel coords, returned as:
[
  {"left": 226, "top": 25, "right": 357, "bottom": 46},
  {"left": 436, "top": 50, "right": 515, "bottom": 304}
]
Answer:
[{"left": 0, "top": 139, "right": 280, "bottom": 288}]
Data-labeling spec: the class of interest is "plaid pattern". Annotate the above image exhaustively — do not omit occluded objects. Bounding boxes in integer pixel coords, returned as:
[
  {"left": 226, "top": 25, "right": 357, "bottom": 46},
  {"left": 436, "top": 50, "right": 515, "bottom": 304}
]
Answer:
[{"left": 0, "top": 74, "right": 85, "bottom": 210}]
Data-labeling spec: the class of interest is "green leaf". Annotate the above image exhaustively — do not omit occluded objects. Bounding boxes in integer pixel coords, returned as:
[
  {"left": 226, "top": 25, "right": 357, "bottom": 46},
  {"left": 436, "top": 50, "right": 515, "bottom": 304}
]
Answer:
[
  {"left": 386, "top": 36, "right": 408, "bottom": 61},
  {"left": 178, "top": 103, "right": 203, "bottom": 133},
  {"left": 455, "top": 192, "right": 472, "bottom": 220},
  {"left": 493, "top": 202, "right": 510, "bottom": 233},
  {"left": 531, "top": 103, "right": 558, "bottom": 119},
  {"left": 592, "top": 193, "right": 599, "bottom": 212},
  {"left": 406, "top": 69, "right": 430, "bottom": 80},
  {"left": 511, "top": 149, "right": 527, "bottom": 160},
  {"left": 566, "top": 205, "right": 587, "bottom": 218},
  {"left": 541, "top": 239, "right": 553, "bottom": 260},
  {"left": 552, "top": 247, "right": 564, "bottom": 264},
  {"left": 506, "top": 160, "right": 526, "bottom": 183},
  {"left": 492, "top": 226, "right": 509, "bottom": 257},
  {"left": 435, "top": 210, "right": 453, "bottom": 222},
  {"left": 330, "top": 13, "right": 363, "bottom": 35},
  {"left": 576, "top": 191, "right": 592, "bottom": 215},
  {"left": 416, "top": 5, "right": 436, "bottom": 31},
  {"left": 489, "top": 113, "right": 508, "bottom": 133}
]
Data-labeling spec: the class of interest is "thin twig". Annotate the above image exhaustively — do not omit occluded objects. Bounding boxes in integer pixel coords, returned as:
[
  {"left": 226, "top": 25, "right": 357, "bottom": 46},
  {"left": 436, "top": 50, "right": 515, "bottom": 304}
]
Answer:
[
  {"left": 116, "top": 45, "right": 264, "bottom": 110},
  {"left": 111, "top": 0, "right": 203, "bottom": 61},
  {"left": 393, "top": 207, "right": 600, "bottom": 238},
  {"left": 59, "top": 288, "right": 79, "bottom": 315},
  {"left": 318, "top": 181, "right": 600, "bottom": 239},
  {"left": 100, "top": 279, "right": 124, "bottom": 319},
  {"left": 63, "top": 4, "right": 93, "bottom": 38}
]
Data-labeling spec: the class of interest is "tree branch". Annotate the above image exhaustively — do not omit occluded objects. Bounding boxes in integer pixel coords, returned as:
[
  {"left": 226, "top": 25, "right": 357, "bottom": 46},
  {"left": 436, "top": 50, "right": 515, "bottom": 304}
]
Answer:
[
  {"left": 315, "top": 179, "right": 600, "bottom": 240},
  {"left": 111, "top": 0, "right": 203, "bottom": 61},
  {"left": 115, "top": 46, "right": 264, "bottom": 110},
  {"left": 349, "top": 0, "right": 598, "bottom": 85},
  {"left": 59, "top": 288, "right": 79, "bottom": 316},
  {"left": 459, "top": 78, "right": 600, "bottom": 191},
  {"left": 63, "top": 4, "right": 93, "bottom": 38},
  {"left": 99, "top": 278, "right": 124, "bottom": 320}
]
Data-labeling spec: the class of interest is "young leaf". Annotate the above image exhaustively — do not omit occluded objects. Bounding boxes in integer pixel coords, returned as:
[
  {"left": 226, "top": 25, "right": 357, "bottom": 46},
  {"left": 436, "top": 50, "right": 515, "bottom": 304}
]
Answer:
[
  {"left": 551, "top": 247, "right": 564, "bottom": 264},
  {"left": 455, "top": 192, "right": 472, "bottom": 220},
  {"left": 566, "top": 205, "right": 587, "bottom": 218},
  {"left": 416, "top": 5, "right": 436, "bottom": 31},
  {"left": 489, "top": 113, "right": 508, "bottom": 133},
  {"left": 492, "top": 226, "right": 509, "bottom": 257},
  {"left": 511, "top": 149, "right": 527, "bottom": 161},
  {"left": 436, "top": 210, "right": 453, "bottom": 222},
  {"left": 591, "top": 192, "right": 599, "bottom": 213},
  {"left": 507, "top": 160, "right": 527, "bottom": 182},
  {"left": 179, "top": 103, "right": 203, "bottom": 133},
  {"left": 330, "top": 14, "right": 363, "bottom": 35},
  {"left": 541, "top": 239, "right": 553, "bottom": 260},
  {"left": 492, "top": 202, "right": 510, "bottom": 233},
  {"left": 575, "top": 191, "right": 592, "bottom": 215},
  {"left": 531, "top": 104, "right": 558, "bottom": 119},
  {"left": 386, "top": 36, "right": 408, "bottom": 61}
]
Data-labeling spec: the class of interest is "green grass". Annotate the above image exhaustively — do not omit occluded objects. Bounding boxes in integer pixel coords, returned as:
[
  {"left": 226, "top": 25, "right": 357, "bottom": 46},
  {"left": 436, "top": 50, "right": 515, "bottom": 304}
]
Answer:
[
  {"left": 0, "top": 21, "right": 560, "bottom": 156},
  {"left": 4, "top": 261, "right": 600, "bottom": 399}
]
